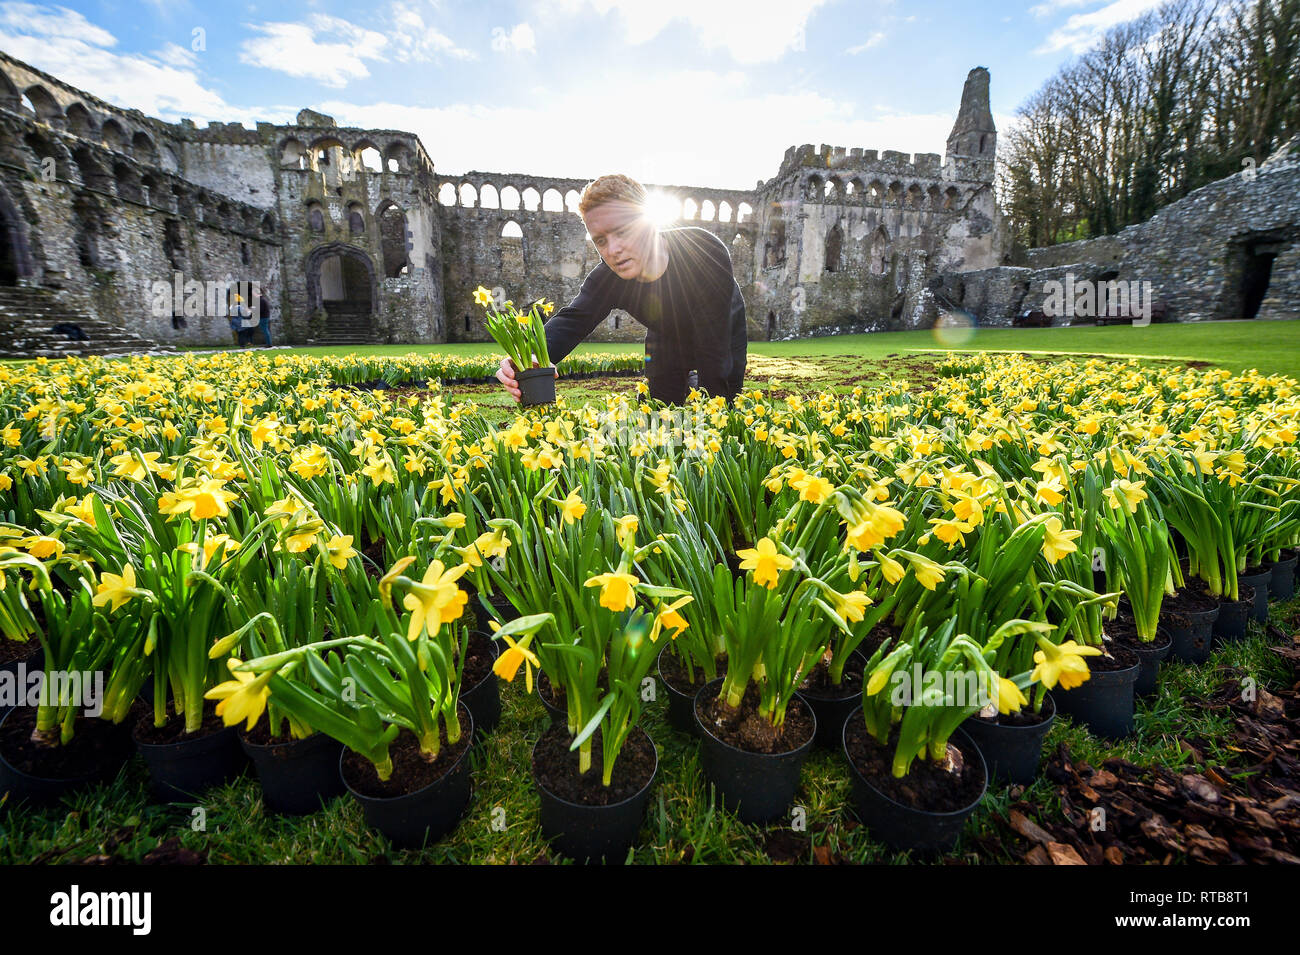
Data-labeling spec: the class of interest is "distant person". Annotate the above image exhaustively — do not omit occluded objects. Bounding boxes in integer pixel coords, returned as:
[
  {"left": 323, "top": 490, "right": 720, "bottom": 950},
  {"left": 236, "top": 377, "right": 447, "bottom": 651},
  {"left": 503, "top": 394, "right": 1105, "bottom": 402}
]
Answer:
[
  {"left": 257, "top": 285, "right": 272, "bottom": 347},
  {"left": 495, "top": 174, "right": 747, "bottom": 405}
]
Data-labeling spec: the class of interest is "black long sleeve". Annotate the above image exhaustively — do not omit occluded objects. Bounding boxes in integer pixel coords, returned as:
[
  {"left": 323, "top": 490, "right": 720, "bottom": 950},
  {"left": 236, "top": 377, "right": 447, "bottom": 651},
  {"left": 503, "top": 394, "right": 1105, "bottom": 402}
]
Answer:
[
  {"left": 542, "top": 264, "right": 618, "bottom": 366},
  {"left": 689, "top": 233, "right": 737, "bottom": 399}
]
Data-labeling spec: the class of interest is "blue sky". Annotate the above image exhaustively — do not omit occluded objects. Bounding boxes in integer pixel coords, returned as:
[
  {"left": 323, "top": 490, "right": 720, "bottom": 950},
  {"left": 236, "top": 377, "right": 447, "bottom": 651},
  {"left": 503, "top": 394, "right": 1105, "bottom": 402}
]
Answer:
[{"left": 0, "top": 0, "right": 1167, "bottom": 187}]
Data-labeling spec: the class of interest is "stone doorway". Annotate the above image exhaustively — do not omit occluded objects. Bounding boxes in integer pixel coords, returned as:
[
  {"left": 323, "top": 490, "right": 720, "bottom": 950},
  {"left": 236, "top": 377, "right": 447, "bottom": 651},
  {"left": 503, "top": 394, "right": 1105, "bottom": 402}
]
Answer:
[
  {"left": 1239, "top": 244, "right": 1277, "bottom": 319},
  {"left": 306, "top": 243, "right": 378, "bottom": 343}
]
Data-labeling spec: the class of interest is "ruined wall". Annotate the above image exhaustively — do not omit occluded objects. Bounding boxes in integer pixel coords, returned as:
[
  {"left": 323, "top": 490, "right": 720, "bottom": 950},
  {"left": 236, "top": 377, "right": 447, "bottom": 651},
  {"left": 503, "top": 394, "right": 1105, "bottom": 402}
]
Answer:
[
  {"left": 953, "top": 136, "right": 1300, "bottom": 326},
  {"left": 0, "top": 52, "right": 281, "bottom": 348}
]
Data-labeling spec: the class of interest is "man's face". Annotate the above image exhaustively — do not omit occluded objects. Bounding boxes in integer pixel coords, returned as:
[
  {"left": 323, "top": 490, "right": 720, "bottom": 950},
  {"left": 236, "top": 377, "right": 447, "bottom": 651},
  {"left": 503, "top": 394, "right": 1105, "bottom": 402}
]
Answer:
[{"left": 582, "top": 200, "right": 655, "bottom": 280}]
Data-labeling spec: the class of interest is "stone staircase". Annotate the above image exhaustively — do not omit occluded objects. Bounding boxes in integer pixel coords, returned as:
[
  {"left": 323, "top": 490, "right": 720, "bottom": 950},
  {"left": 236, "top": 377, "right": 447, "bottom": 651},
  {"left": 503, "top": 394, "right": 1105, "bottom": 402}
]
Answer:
[
  {"left": 322, "top": 303, "right": 380, "bottom": 344},
  {"left": 0, "top": 286, "right": 170, "bottom": 358}
]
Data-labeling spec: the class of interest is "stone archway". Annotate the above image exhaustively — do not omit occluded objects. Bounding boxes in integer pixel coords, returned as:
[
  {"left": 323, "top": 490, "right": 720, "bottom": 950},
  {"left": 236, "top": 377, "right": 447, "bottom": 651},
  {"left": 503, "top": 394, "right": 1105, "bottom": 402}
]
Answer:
[
  {"left": 0, "top": 179, "right": 35, "bottom": 285},
  {"left": 305, "top": 242, "right": 378, "bottom": 342}
]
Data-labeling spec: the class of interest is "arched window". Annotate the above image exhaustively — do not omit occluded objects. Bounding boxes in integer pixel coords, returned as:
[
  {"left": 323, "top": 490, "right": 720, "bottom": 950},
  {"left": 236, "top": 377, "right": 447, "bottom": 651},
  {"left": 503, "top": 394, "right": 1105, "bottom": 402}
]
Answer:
[
  {"left": 521, "top": 187, "right": 540, "bottom": 211},
  {"left": 358, "top": 145, "right": 383, "bottom": 172},
  {"left": 564, "top": 189, "right": 580, "bottom": 213},
  {"left": 542, "top": 188, "right": 563, "bottom": 212},
  {"left": 824, "top": 222, "right": 843, "bottom": 273},
  {"left": 281, "top": 139, "right": 306, "bottom": 169},
  {"left": 763, "top": 206, "right": 786, "bottom": 268},
  {"left": 22, "top": 86, "right": 62, "bottom": 125},
  {"left": 500, "top": 186, "right": 521, "bottom": 210},
  {"left": 479, "top": 184, "right": 500, "bottom": 209},
  {"left": 348, "top": 203, "right": 365, "bottom": 234},
  {"left": 718, "top": 201, "right": 732, "bottom": 223},
  {"left": 307, "top": 203, "right": 325, "bottom": 233},
  {"left": 438, "top": 182, "right": 457, "bottom": 206},
  {"left": 501, "top": 220, "right": 523, "bottom": 238},
  {"left": 459, "top": 183, "right": 477, "bottom": 208},
  {"left": 101, "top": 119, "right": 127, "bottom": 151},
  {"left": 378, "top": 203, "right": 409, "bottom": 276},
  {"left": 132, "top": 132, "right": 156, "bottom": 162},
  {"left": 737, "top": 202, "right": 752, "bottom": 223},
  {"left": 868, "top": 226, "right": 889, "bottom": 275},
  {"left": 65, "top": 103, "right": 96, "bottom": 138},
  {"left": 683, "top": 198, "right": 698, "bottom": 220},
  {"left": 700, "top": 199, "right": 715, "bottom": 221}
]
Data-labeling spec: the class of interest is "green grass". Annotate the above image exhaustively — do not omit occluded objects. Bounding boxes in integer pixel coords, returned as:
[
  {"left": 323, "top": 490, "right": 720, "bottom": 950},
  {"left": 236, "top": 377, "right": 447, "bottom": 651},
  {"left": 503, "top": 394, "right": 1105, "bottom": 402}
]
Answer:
[
  {"left": 3, "top": 594, "right": 1295, "bottom": 865},
  {"left": 237, "top": 319, "right": 1300, "bottom": 379}
]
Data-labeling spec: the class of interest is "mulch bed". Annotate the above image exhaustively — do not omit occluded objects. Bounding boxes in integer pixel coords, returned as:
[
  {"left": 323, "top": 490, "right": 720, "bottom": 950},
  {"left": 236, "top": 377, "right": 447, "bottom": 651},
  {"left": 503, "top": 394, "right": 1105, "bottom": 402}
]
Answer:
[{"left": 986, "top": 630, "right": 1300, "bottom": 864}]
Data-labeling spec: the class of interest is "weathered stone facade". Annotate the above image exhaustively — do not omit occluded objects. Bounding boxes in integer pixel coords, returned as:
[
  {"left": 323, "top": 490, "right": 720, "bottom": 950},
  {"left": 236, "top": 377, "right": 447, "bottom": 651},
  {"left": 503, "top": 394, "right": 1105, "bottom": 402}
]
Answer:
[
  {"left": 1, "top": 48, "right": 1024, "bottom": 352},
  {"left": 950, "top": 136, "right": 1300, "bottom": 326}
]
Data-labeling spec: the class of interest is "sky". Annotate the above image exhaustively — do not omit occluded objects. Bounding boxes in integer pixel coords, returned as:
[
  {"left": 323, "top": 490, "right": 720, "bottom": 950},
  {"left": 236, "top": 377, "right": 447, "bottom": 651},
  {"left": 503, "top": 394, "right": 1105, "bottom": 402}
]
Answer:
[{"left": 0, "top": 0, "right": 1170, "bottom": 189}]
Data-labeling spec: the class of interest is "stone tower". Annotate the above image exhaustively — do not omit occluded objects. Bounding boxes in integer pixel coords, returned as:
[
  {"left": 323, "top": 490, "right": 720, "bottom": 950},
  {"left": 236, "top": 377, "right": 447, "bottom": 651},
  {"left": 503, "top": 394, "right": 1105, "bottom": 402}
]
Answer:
[{"left": 944, "top": 67, "right": 997, "bottom": 183}]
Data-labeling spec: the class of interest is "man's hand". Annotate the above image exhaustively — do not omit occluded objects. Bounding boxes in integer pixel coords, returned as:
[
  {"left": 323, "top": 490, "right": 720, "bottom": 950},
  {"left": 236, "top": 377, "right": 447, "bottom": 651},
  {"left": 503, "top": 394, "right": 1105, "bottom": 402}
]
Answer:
[{"left": 495, "top": 358, "right": 557, "bottom": 403}]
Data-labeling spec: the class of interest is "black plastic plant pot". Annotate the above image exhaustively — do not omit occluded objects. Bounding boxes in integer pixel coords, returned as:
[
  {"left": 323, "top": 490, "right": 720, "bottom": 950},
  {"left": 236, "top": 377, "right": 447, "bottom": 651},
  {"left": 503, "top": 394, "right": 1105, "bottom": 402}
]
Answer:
[
  {"left": 460, "top": 634, "right": 501, "bottom": 737},
  {"left": 1238, "top": 570, "right": 1270, "bottom": 624},
  {"left": 694, "top": 678, "right": 816, "bottom": 825},
  {"left": 0, "top": 644, "right": 42, "bottom": 720},
  {"left": 656, "top": 645, "right": 703, "bottom": 737},
  {"left": 1165, "top": 604, "right": 1218, "bottom": 663},
  {"left": 960, "top": 694, "right": 1055, "bottom": 787},
  {"left": 134, "top": 719, "right": 248, "bottom": 803},
  {"left": 341, "top": 707, "right": 474, "bottom": 850},
  {"left": 842, "top": 713, "right": 987, "bottom": 855},
  {"left": 1131, "top": 629, "right": 1173, "bottom": 697},
  {"left": 0, "top": 707, "right": 132, "bottom": 806},
  {"left": 798, "top": 650, "right": 867, "bottom": 749},
  {"left": 532, "top": 728, "right": 657, "bottom": 864},
  {"left": 241, "top": 731, "right": 345, "bottom": 815},
  {"left": 517, "top": 366, "right": 557, "bottom": 407},
  {"left": 1052, "top": 662, "right": 1140, "bottom": 740},
  {"left": 474, "top": 591, "right": 520, "bottom": 631},
  {"left": 1212, "top": 586, "right": 1254, "bottom": 644},
  {"left": 1270, "top": 552, "right": 1297, "bottom": 601},
  {"left": 537, "top": 675, "right": 566, "bottom": 725}
]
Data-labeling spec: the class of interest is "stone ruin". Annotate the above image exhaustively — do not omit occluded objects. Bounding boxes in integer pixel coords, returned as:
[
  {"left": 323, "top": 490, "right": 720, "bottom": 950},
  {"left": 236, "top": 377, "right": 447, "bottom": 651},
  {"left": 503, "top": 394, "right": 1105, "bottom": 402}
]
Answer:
[{"left": 0, "top": 49, "right": 1290, "bottom": 357}]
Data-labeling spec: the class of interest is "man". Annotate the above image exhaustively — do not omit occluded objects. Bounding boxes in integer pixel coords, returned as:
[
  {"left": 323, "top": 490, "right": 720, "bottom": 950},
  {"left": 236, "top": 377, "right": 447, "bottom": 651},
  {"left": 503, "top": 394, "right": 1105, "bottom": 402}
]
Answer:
[
  {"left": 257, "top": 283, "right": 273, "bottom": 347},
  {"left": 496, "top": 174, "right": 747, "bottom": 405}
]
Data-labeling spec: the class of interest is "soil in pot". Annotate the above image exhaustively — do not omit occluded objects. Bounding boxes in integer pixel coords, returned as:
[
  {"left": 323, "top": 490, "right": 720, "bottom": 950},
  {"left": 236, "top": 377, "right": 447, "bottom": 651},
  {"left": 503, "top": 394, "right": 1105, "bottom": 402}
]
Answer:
[
  {"left": 695, "top": 679, "right": 816, "bottom": 825},
  {"left": 341, "top": 720, "right": 470, "bottom": 799},
  {"left": 1161, "top": 586, "right": 1219, "bottom": 663},
  {"left": 798, "top": 651, "right": 866, "bottom": 749},
  {"left": 241, "top": 724, "right": 345, "bottom": 815},
  {"left": 1105, "top": 616, "right": 1172, "bottom": 697},
  {"left": 962, "top": 694, "right": 1055, "bottom": 787},
  {"left": 842, "top": 715, "right": 987, "bottom": 854},
  {"left": 1, "top": 706, "right": 132, "bottom": 803},
  {"left": 532, "top": 723, "right": 657, "bottom": 864},
  {"left": 0, "top": 641, "right": 43, "bottom": 719},
  {"left": 1052, "top": 643, "right": 1140, "bottom": 740},
  {"left": 133, "top": 702, "right": 249, "bottom": 801},
  {"left": 698, "top": 681, "right": 814, "bottom": 754},
  {"left": 657, "top": 648, "right": 725, "bottom": 737},
  {"left": 340, "top": 703, "right": 474, "bottom": 848},
  {"left": 536, "top": 670, "right": 567, "bottom": 724}
]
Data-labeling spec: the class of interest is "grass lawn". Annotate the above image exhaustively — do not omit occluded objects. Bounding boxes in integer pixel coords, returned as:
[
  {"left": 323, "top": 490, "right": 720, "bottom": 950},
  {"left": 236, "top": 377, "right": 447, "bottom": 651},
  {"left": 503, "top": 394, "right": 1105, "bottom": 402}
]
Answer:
[{"left": 254, "top": 319, "right": 1300, "bottom": 380}]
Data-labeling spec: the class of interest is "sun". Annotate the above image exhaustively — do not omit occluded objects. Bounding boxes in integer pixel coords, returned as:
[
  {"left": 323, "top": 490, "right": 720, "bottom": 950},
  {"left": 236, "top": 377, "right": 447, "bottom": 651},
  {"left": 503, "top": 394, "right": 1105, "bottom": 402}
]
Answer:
[{"left": 643, "top": 191, "right": 681, "bottom": 229}]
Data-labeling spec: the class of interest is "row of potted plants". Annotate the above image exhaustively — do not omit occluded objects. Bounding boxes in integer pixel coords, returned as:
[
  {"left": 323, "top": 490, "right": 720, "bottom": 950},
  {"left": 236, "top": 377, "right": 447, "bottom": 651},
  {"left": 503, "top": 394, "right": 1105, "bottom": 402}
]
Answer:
[{"left": 0, "top": 348, "right": 1296, "bottom": 858}]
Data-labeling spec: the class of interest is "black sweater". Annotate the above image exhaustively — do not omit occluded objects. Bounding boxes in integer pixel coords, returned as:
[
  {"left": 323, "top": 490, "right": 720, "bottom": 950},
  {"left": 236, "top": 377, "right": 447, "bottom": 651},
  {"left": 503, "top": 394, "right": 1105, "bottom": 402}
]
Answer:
[{"left": 542, "top": 227, "right": 746, "bottom": 399}]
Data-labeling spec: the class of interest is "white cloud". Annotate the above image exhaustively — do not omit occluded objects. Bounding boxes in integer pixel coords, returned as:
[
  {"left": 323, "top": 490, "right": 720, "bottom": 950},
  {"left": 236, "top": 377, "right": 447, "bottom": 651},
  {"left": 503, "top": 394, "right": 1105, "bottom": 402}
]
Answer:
[
  {"left": 535, "top": 0, "right": 830, "bottom": 63},
  {"left": 239, "top": 14, "right": 390, "bottom": 88},
  {"left": 389, "top": 2, "right": 476, "bottom": 62},
  {"left": 317, "top": 69, "right": 984, "bottom": 189},
  {"left": 0, "top": 1, "right": 238, "bottom": 121},
  {"left": 1028, "top": 0, "right": 1097, "bottom": 18},
  {"left": 490, "top": 23, "right": 536, "bottom": 54},
  {"left": 1036, "top": 0, "right": 1165, "bottom": 53},
  {"left": 845, "top": 32, "right": 886, "bottom": 54}
]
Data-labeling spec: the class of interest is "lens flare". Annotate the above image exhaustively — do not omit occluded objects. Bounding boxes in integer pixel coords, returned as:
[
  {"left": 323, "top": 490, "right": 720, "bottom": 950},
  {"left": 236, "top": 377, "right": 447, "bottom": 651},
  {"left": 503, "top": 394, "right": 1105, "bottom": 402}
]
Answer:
[
  {"left": 932, "top": 309, "right": 977, "bottom": 346},
  {"left": 643, "top": 191, "right": 681, "bottom": 229}
]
